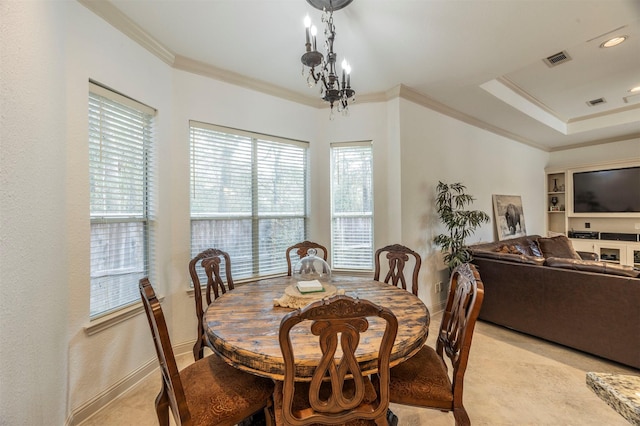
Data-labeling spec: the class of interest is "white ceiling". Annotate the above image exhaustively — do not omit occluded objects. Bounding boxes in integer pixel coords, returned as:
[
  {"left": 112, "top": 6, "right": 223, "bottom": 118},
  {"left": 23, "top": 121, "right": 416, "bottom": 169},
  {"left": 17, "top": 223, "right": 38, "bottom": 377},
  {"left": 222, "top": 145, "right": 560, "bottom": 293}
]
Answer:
[{"left": 85, "top": 0, "right": 640, "bottom": 152}]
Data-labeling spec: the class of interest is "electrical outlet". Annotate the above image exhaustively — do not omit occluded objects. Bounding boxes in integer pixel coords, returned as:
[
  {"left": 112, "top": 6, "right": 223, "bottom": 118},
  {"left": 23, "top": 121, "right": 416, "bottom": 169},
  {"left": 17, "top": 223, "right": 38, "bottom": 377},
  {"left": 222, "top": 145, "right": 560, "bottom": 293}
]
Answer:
[
  {"left": 435, "top": 282, "right": 442, "bottom": 292},
  {"left": 585, "top": 222, "right": 590, "bottom": 228}
]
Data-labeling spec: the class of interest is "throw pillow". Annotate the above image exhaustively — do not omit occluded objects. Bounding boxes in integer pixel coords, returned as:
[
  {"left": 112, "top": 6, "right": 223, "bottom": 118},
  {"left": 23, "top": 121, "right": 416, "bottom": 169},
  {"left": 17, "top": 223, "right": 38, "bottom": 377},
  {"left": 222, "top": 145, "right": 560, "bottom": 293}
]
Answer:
[
  {"left": 526, "top": 239, "right": 543, "bottom": 257},
  {"left": 507, "top": 245, "right": 521, "bottom": 254},
  {"left": 513, "top": 243, "right": 529, "bottom": 256},
  {"left": 537, "top": 235, "right": 581, "bottom": 260}
]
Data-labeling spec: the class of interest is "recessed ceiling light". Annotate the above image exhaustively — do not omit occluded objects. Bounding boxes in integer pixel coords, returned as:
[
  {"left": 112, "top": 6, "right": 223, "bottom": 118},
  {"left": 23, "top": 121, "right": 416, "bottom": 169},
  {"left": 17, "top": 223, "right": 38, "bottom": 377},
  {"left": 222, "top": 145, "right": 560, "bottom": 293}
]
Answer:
[
  {"left": 630, "top": 86, "right": 640, "bottom": 93},
  {"left": 600, "top": 36, "right": 628, "bottom": 48}
]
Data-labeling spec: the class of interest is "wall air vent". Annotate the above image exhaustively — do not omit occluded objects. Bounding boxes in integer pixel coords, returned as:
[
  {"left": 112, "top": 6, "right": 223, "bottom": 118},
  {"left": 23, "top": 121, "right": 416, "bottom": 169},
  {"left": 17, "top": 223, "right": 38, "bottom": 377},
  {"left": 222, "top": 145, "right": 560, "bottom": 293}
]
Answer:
[
  {"left": 543, "top": 50, "right": 572, "bottom": 67},
  {"left": 586, "top": 97, "right": 606, "bottom": 107}
]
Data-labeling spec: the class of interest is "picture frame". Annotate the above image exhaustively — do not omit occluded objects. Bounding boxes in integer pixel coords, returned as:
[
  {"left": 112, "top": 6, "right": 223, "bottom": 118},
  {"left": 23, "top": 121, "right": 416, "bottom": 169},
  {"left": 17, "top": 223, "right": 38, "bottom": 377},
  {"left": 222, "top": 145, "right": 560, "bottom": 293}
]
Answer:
[{"left": 492, "top": 194, "right": 527, "bottom": 240}]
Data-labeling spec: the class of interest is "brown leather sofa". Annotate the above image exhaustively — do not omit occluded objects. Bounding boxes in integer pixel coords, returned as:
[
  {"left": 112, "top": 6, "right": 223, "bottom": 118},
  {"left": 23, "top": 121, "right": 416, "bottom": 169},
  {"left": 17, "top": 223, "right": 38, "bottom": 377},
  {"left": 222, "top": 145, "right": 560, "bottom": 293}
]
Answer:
[{"left": 468, "top": 235, "right": 640, "bottom": 369}]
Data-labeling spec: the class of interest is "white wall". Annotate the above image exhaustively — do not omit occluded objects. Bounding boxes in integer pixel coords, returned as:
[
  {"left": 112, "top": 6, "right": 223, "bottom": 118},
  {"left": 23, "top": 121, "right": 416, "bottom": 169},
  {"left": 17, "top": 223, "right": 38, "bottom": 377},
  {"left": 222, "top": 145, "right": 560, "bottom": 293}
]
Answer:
[
  {"left": 1, "top": 2, "right": 70, "bottom": 424},
  {"left": 2, "top": 2, "right": 635, "bottom": 425},
  {"left": 61, "top": 5, "right": 175, "bottom": 425},
  {"left": 398, "top": 99, "right": 549, "bottom": 309}
]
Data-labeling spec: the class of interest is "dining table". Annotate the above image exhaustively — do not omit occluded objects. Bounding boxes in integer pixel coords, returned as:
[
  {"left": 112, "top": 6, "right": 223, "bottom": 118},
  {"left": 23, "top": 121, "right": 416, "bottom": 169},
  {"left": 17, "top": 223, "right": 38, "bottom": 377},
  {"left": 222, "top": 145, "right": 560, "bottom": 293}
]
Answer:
[{"left": 203, "top": 274, "right": 430, "bottom": 382}]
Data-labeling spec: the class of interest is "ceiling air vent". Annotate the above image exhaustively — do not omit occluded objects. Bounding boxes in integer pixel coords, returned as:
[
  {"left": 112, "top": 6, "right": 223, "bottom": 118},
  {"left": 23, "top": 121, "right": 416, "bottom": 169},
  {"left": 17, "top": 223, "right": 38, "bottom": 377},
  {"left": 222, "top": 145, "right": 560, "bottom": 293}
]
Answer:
[
  {"left": 543, "top": 50, "right": 572, "bottom": 67},
  {"left": 587, "top": 97, "right": 606, "bottom": 107}
]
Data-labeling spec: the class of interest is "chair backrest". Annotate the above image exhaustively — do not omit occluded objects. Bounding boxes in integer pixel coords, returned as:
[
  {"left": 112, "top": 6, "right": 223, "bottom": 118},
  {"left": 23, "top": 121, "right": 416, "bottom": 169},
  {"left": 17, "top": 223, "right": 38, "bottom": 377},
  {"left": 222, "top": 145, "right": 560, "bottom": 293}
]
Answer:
[
  {"left": 188, "top": 248, "right": 234, "bottom": 360},
  {"left": 286, "top": 240, "right": 328, "bottom": 276},
  {"left": 139, "top": 278, "right": 191, "bottom": 425},
  {"left": 437, "top": 263, "right": 484, "bottom": 399},
  {"left": 373, "top": 244, "right": 422, "bottom": 296},
  {"left": 278, "top": 295, "right": 398, "bottom": 425},
  {"left": 201, "top": 254, "right": 234, "bottom": 305}
]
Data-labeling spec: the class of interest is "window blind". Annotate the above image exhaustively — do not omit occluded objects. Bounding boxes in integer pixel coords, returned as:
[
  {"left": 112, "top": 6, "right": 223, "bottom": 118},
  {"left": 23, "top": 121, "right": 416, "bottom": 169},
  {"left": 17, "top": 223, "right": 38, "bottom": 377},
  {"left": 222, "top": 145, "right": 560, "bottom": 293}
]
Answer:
[
  {"left": 89, "top": 82, "right": 155, "bottom": 318},
  {"left": 331, "top": 142, "right": 373, "bottom": 269},
  {"left": 190, "top": 122, "right": 308, "bottom": 283}
]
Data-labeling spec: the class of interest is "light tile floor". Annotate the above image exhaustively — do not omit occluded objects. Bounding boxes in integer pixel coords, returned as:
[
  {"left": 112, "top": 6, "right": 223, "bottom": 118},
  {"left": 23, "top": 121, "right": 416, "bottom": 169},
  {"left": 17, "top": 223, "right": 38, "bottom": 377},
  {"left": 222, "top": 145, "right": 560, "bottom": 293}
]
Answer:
[{"left": 80, "top": 313, "right": 638, "bottom": 425}]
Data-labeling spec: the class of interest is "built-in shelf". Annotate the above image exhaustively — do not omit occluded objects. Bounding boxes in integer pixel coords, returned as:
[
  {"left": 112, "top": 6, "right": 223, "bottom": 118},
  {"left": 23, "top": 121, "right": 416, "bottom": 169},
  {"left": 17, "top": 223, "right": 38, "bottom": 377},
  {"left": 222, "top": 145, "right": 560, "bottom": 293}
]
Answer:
[
  {"left": 570, "top": 238, "right": 640, "bottom": 267},
  {"left": 546, "top": 171, "right": 567, "bottom": 234},
  {"left": 545, "top": 161, "right": 640, "bottom": 244}
]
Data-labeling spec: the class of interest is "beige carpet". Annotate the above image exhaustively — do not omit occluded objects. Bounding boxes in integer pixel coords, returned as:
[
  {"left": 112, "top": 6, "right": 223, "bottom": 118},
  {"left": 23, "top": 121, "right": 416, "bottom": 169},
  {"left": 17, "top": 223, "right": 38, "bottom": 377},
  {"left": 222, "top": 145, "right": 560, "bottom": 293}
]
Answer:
[{"left": 80, "top": 313, "right": 637, "bottom": 425}]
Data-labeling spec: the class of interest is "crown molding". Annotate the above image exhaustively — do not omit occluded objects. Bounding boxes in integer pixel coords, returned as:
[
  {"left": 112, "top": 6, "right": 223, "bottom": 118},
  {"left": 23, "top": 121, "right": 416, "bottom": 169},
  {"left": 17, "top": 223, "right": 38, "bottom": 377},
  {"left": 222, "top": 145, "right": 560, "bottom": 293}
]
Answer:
[
  {"left": 498, "top": 76, "right": 565, "bottom": 120},
  {"left": 77, "top": 0, "right": 175, "bottom": 66},
  {"left": 492, "top": 76, "right": 640, "bottom": 139},
  {"left": 547, "top": 132, "right": 640, "bottom": 152},
  {"left": 395, "top": 84, "right": 549, "bottom": 151},
  {"left": 569, "top": 102, "right": 640, "bottom": 123},
  {"left": 173, "top": 55, "right": 320, "bottom": 108}
]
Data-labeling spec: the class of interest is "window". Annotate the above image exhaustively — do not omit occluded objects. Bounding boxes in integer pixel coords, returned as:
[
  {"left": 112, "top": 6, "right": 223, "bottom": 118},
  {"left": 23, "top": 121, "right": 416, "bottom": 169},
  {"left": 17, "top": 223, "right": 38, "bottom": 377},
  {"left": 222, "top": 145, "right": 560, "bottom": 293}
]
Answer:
[
  {"left": 331, "top": 142, "right": 374, "bottom": 270},
  {"left": 89, "top": 82, "right": 155, "bottom": 318},
  {"left": 190, "top": 122, "right": 308, "bottom": 281}
]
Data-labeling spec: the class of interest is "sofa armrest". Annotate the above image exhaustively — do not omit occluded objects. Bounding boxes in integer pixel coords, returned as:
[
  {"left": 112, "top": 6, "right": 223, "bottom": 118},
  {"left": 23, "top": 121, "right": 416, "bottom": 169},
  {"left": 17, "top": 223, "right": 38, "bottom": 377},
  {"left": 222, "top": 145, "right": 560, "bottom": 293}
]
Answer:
[
  {"left": 545, "top": 257, "right": 640, "bottom": 278},
  {"left": 577, "top": 251, "right": 598, "bottom": 261}
]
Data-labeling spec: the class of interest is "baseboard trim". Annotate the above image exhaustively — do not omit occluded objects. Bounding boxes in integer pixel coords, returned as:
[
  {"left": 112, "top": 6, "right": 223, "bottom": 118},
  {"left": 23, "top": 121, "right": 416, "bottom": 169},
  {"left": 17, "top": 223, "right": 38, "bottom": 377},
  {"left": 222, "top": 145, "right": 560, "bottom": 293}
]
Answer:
[
  {"left": 430, "top": 302, "right": 446, "bottom": 317},
  {"left": 66, "top": 340, "right": 195, "bottom": 426}
]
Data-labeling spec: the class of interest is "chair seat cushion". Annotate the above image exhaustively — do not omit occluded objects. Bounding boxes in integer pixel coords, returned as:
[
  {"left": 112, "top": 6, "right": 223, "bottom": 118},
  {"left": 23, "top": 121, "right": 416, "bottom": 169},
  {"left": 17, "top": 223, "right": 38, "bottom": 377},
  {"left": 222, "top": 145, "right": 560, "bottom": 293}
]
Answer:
[
  {"left": 180, "top": 354, "right": 274, "bottom": 426},
  {"left": 387, "top": 345, "right": 453, "bottom": 409}
]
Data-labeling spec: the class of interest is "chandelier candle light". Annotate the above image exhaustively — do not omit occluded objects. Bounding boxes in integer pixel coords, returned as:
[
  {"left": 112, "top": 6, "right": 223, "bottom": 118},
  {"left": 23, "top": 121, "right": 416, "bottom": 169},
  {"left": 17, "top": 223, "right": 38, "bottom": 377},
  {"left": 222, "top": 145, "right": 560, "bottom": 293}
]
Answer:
[{"left": 301, "top": 0, "right": 355, "bottom": 116}]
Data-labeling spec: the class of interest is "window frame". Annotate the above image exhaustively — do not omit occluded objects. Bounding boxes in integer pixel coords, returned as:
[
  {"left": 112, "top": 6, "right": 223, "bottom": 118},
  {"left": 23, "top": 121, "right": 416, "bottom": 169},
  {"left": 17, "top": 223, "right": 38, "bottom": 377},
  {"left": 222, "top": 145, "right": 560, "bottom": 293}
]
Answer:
[
  {"left": 330, "top": 141, "right": 374, "bottom": 271},
  {"left": 88, "top": 81, "right": 156, "bottom": 320},
  {"left": 189, "top": 121, "right": 309, "bottom": 283}
]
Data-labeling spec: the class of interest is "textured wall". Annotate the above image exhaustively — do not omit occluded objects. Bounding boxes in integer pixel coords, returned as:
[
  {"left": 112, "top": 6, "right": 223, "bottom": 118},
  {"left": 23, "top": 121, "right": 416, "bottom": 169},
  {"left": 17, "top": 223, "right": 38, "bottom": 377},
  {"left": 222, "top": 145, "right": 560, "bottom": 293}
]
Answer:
[{"left": 0, "top": 2, "right": 69, "bottom": 424}]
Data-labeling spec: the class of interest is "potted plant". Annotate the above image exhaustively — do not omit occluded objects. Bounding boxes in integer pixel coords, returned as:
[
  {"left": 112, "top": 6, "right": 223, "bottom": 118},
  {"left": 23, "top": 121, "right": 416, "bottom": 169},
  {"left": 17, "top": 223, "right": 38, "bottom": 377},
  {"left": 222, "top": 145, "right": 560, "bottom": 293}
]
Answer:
[{"left": 434, "top": 181, "right": 490, "bottom": 271}]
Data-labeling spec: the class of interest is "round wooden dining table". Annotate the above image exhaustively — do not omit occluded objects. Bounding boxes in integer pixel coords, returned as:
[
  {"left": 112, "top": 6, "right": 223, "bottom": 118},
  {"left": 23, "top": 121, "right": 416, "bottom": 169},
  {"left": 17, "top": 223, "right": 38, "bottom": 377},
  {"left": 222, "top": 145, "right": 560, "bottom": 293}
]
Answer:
[{"left": 204, "top": 275, "right": 430, "bottom": 381}]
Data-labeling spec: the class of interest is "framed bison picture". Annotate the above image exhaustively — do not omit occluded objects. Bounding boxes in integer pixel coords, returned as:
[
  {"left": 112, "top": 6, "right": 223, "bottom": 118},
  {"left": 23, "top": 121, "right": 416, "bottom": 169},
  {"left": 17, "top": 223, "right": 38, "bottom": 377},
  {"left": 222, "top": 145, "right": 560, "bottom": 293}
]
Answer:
[{"left": 492, "top": 194, "right": 527, "bottom": 240}]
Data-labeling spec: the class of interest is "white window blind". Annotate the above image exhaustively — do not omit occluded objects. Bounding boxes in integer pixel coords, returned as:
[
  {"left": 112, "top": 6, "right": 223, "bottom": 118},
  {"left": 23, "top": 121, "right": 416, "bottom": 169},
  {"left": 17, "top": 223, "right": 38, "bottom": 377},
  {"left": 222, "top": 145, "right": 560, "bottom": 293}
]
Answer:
[
  {"left": 331, "top": 142, "right": 373, "bottom": 269},
  {"left": 190, "top": 122, "right": 308, "bottom": 282},
  {"left": 89, "top": 82, "right": 155, "bottom": 318}
]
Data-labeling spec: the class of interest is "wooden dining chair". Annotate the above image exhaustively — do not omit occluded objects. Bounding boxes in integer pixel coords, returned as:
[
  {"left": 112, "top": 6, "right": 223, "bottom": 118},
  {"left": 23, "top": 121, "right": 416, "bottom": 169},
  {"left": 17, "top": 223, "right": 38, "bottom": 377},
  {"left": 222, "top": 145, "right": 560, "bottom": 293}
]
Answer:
[
  {"left": 373, "top": 244, "right": 422, "bottom": 296},
  {"left": 138, "top": 278, "right": 275, "bottom": 426},
  {"left": 377, "top": 263, "right": 484, "bottom": 426},
  {"left": 188, "top": 248, "right": 234, "bottom": 361},
  {"left": 285, "top": 240, "right": 328, "bottom": 276},
  {"left": 275, "top": 295, "right": 398, "bottom": 425}
]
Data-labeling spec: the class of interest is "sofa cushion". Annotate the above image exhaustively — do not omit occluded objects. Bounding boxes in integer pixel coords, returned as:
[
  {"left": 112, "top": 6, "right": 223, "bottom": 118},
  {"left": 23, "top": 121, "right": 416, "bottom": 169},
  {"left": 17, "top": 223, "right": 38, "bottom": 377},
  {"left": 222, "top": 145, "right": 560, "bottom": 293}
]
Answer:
[
  {"left": 537, "top": 235, "right": 581, "bottom": 260},
  {"left": 545, "top": 257, "right": 640, "bottom": 278}
]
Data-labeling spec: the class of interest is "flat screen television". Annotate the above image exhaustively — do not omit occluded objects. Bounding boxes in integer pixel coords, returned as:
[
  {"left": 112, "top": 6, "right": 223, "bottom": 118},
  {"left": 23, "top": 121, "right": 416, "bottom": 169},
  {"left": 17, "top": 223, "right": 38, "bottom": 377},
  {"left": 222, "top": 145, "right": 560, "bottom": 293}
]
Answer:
[{"left": 572, "top": 166, "right": 640, "bottom": 213}]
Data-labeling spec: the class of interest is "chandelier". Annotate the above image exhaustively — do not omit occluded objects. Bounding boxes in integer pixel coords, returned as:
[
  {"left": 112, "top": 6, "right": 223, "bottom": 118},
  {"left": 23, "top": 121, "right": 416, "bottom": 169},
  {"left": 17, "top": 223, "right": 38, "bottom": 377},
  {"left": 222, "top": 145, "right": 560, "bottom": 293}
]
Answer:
[{"left": 301, "top": 0, "right": 355, "bottom": 116}]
